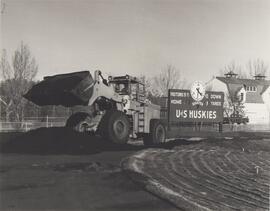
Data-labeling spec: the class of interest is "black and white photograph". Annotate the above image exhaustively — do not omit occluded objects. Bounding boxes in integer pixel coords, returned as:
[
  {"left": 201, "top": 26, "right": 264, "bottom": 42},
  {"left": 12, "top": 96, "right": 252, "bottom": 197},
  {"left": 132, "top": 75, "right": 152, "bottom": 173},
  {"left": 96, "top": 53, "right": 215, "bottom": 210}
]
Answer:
[{"left": 0, "top": 0, "right": 269, "bottom": 210}]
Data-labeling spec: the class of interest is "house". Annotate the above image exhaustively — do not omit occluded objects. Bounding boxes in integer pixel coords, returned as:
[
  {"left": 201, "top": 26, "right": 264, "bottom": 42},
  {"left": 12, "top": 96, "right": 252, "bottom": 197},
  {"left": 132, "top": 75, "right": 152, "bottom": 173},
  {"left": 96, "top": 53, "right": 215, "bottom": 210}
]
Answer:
[{"left": 206, "top": 71, "right": 270, "bottom": 125}]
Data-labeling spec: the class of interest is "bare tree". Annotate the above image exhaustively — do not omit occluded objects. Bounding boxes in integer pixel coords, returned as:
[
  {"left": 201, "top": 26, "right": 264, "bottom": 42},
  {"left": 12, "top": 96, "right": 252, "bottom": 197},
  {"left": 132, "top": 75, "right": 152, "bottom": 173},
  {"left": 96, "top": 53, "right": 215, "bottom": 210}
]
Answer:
[
  {"left": 0, "top": 42, "right": 38, "bottom": 122},
  {"left": 150, "top": 64, "right": 186, "bottom": 97},
  {"left": 1, "top": 49, "right": 11, "bottom": 79},
  {"left": 137, "top": 75, "right": 151, "bottom": 97},
  {"left": 0, "top": 49, "right": 13, "bottom": 121},
  {"left": 247, "top": 58, "right": 268, "bottom": 77},
  {"left": 219, "top": 61, "right": 247, "bottom": 79},
  {"left": 1, "top": 0, "right": 6, "bottom": 14}
]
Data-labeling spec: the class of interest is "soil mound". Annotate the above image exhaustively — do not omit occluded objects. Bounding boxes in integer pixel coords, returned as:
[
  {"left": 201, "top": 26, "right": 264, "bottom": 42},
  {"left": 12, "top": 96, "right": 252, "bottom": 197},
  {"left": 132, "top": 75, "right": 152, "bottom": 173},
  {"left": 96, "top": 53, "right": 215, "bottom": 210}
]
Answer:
[
  {"left": 0, "top": 127, "right": 102, "bottom": 154},
  {"left": 0, "top": 127, "right": 147, "bottom": 154}
]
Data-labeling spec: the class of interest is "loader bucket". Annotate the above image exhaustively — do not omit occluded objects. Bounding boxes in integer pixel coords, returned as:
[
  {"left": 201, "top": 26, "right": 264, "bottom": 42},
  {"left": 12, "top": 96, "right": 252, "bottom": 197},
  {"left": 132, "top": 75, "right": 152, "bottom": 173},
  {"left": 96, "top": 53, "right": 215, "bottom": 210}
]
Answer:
[{"left": 24, "top": 71, "right": 94, "bottom": 107}]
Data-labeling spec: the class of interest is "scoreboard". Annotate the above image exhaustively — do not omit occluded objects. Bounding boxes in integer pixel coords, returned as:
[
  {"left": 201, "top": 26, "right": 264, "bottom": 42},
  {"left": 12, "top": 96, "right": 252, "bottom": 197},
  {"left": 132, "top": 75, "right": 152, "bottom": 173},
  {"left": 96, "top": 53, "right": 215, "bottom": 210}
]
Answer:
[{"left": 168, "top": 89, "right": 224, "bottom": 123}]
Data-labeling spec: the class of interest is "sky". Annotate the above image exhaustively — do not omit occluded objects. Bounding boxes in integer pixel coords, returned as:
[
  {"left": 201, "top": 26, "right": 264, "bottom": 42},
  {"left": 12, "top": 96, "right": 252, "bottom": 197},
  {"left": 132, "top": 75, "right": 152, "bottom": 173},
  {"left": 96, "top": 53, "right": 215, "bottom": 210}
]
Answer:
[{"left": 1, "top": 0, "right": 270, "bottom": 83}]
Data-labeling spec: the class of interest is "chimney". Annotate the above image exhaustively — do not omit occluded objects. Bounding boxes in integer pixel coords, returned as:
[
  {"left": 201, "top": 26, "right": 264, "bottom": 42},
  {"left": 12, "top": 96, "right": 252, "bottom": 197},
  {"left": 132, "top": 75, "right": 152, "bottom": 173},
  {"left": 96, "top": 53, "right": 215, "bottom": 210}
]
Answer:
[
  {"left": 224, "top": 71, "right": 238, "bottom": 78},
  {"left": 254, "top": 73, "right": 266, "bottom": 80}
]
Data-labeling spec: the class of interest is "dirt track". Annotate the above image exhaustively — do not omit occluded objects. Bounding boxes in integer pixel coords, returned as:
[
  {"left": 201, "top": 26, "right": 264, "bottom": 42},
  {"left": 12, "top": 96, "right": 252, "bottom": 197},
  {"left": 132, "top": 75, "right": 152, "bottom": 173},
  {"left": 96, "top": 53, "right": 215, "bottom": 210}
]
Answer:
[{"left": 122, "top": 138, "right": 270, "bottom": 211}]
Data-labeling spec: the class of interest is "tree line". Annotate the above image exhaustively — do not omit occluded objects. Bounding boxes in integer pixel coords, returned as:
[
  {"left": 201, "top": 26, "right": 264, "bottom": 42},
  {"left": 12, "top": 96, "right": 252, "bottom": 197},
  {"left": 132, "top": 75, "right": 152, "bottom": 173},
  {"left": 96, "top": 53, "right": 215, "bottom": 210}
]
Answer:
[{"left": 0, "top": 42, "right": 268, "bottom": 125}]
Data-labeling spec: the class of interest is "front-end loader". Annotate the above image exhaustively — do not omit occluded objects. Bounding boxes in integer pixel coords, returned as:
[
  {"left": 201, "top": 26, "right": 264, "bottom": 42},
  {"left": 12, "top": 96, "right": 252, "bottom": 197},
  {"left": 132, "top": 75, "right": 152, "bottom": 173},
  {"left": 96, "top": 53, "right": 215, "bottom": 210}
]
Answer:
[{"left": 24, "top": 70, "right": 166, "bottom": 146}]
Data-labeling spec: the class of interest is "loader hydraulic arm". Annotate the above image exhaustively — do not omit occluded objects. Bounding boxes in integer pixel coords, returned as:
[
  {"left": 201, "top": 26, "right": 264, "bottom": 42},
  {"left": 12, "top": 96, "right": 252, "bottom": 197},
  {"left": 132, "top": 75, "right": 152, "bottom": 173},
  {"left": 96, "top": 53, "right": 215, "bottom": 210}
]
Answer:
[
  {"left": 87, "top": 70, "right": 123, "bottom": 107},
  {"left": 97, "top": 70, "right": 109, "bottom": 86}
]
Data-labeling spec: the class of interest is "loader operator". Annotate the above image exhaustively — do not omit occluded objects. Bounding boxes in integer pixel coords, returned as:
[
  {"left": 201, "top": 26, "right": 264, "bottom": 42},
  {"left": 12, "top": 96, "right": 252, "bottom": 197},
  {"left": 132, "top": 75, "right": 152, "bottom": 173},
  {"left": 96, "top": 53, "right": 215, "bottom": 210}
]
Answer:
[{"left": 115, "top": 83, "right": 129, "bottom": 95}]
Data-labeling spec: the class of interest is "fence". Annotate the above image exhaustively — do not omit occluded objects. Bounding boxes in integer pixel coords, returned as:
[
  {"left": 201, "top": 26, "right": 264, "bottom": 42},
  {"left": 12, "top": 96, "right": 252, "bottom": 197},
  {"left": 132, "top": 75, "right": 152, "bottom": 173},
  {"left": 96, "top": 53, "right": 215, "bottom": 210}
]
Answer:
[
  {"left": 0, "top": 116, "right": 68, "bottom": 132},
  {"left": 223, "top": 123, "right": 270, "bottom": 132},
  {"left": 0, "top": 117, "right": 269, "bottom": 133}
]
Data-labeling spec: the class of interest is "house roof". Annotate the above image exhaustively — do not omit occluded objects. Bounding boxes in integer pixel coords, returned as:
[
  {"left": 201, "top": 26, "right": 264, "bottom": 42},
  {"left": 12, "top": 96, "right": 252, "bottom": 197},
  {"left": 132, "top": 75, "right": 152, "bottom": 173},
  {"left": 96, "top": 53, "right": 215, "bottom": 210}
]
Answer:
[
  {"left": 216, "top": 77, "right": 270, "bottom": 94},
  {"left": 261, "top": 85, "right": 270, "bottom": 94},
  {"left": 225, "top": 83, "right": 243, "bottom": 102},
  {"left": 216, "top": 77, "right": 270, "bottom": 104}
]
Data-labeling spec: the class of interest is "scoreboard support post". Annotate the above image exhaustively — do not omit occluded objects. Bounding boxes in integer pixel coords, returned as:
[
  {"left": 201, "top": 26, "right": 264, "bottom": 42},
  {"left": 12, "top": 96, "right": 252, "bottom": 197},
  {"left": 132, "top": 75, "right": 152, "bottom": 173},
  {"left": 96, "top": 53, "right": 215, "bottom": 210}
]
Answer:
[{"left": 219, "top": 122, "right": 223, "bottom": 133}]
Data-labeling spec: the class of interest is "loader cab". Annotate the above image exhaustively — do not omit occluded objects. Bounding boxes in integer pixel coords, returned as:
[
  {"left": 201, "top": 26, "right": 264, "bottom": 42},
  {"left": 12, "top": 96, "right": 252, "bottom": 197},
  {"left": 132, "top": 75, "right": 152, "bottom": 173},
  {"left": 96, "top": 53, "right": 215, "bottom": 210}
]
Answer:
[{"left": 108, "top": 75, "right": 146, "bottom": 102}]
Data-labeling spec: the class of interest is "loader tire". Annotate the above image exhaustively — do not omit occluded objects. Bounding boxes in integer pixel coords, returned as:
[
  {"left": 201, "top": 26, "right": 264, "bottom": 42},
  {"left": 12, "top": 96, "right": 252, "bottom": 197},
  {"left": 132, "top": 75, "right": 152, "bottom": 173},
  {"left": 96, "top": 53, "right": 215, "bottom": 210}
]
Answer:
[
  {"left": 143, "top": 119, "right": 166, "bottom": 146},
  {"left": 98, "top": 110, "right": 130, "bottom": 144},
  {"left": 65, "top": 112, "right": 91, "bottom": 133}
]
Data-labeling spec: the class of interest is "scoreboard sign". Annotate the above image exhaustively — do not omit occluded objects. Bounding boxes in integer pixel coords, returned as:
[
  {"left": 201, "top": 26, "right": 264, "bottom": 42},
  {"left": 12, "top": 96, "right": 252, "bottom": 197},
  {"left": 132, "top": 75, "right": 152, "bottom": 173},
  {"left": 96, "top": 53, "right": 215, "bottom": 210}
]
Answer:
[{"left": 168, "top": 86, "right": 224, "bottom": 123}]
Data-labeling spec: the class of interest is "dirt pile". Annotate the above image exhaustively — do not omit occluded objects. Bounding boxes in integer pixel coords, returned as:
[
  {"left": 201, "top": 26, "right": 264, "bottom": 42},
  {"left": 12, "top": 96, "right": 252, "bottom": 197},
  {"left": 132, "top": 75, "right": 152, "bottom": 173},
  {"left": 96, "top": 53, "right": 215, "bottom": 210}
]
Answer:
[
  {"left": 0, "top": 127, "right": 103, "bottom": 154},
  {"left": 0, "top": 127, "right": 148, "bottom": 154}
]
